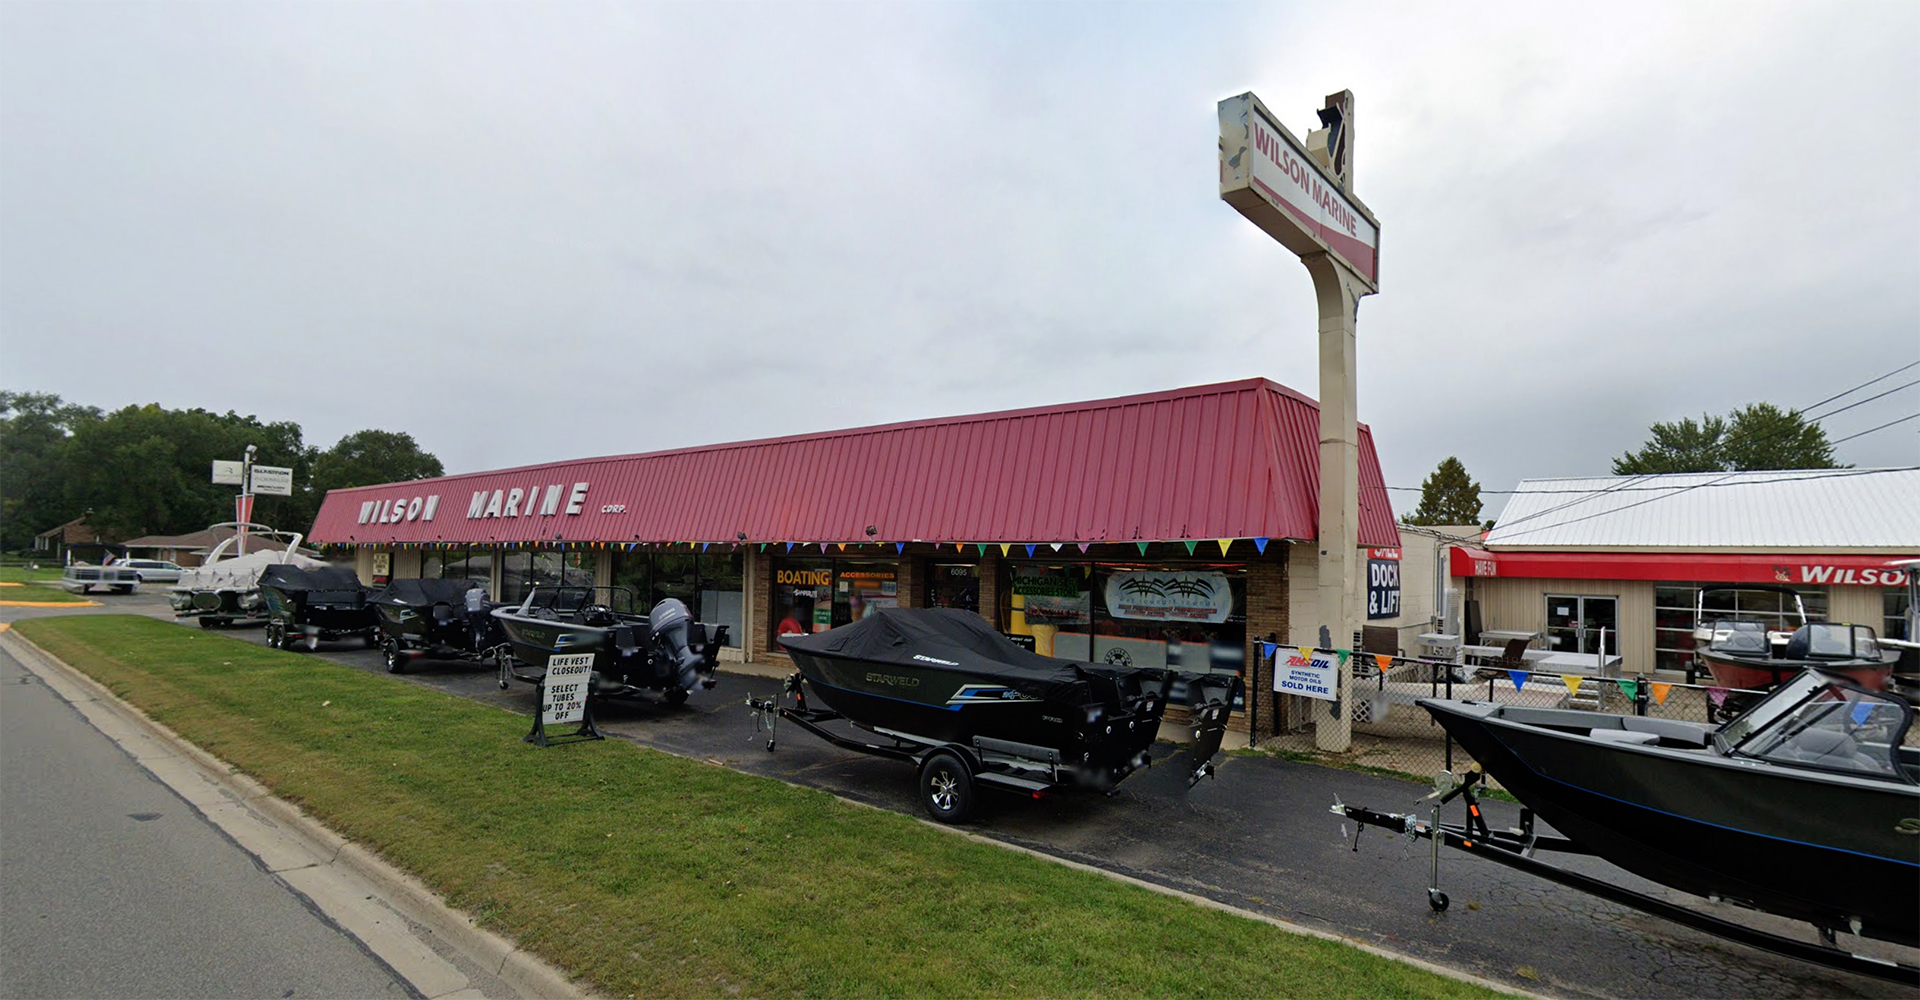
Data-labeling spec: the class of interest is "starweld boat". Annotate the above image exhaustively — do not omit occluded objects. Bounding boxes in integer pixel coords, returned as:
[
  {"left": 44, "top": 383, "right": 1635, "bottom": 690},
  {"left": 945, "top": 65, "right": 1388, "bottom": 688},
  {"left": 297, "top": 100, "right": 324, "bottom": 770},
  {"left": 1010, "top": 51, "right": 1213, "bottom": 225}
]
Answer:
[
  {"left": 1336, "top": 669, "right": 1920, "bottom": 984},
  {"left": 371, "top": 578, "right": 504, "bottom": 673},
  {"left": 759, "top": 608, "right": 1241, "bottom": 823},
  {"left": 1697, "top": 619, "right": 1897, "bottom": 695},
  {"left": 491, "top": 585, "right": 728, "bottom": 704}
]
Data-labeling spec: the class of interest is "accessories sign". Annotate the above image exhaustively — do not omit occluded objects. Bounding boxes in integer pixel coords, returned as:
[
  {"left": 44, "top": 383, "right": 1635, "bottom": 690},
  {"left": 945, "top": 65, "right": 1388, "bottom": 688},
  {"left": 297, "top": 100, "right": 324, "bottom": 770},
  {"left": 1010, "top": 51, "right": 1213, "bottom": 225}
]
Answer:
[{"left": 541, "top": 653, "right": 595, "bottom": 726}]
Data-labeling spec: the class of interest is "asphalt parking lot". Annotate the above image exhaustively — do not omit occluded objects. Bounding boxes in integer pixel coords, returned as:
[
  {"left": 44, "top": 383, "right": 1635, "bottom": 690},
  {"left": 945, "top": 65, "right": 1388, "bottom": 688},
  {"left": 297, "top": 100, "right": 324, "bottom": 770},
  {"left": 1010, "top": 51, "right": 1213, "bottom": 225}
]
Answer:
[{"left": 11, "top": 596, "right": 1917, "bottom": 1000}]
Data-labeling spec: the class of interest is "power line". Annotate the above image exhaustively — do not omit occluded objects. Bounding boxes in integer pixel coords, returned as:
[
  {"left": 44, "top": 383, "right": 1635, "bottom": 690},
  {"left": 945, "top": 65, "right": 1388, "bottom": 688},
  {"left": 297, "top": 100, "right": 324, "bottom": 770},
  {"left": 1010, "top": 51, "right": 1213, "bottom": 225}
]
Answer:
[
  {"left": 1830, "top": 412, "right": 1920, "bottom": 445},
  {"left": 1382, "top": 465, "right": 1920, "bottom": 494},
  {"left": 1805, "top": 378, "right": 1920, "bottom": 423},
  {"left": 1801, "top": 359, "right": 1920, "bottom": 417}
]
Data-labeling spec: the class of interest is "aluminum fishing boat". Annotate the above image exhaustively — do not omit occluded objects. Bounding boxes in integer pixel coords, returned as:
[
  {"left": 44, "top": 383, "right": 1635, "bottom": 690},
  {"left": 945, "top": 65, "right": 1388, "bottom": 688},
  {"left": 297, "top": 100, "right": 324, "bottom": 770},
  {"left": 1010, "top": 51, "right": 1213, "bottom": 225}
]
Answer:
[
  {"left": 492, "top": 586, "right": 728, "bottom": 704},
  {"left": 371, "top": 578, "right": 504, "bottom": 673},
  {"left": 763, "top": 608, "right": 1240, "bottom": 822},
  {"left": 1338, "top": 669, "right": 1918, "bottom": 983}
]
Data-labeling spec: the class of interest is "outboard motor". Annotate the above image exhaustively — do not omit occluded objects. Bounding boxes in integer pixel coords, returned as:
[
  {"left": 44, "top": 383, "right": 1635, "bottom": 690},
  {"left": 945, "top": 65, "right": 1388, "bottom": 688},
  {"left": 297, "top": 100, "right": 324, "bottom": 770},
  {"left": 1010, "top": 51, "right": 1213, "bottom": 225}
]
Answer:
[{"left": 648, "top": 598, "right": 714, "bottom": 691}]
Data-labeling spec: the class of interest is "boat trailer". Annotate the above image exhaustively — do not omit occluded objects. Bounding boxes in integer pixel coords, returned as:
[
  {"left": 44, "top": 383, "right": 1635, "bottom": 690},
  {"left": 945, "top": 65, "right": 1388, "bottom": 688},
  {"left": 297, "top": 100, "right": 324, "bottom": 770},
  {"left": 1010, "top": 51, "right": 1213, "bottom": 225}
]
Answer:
[{"left": 1334, "top": 768, "right": 1920, "bottom": 987}]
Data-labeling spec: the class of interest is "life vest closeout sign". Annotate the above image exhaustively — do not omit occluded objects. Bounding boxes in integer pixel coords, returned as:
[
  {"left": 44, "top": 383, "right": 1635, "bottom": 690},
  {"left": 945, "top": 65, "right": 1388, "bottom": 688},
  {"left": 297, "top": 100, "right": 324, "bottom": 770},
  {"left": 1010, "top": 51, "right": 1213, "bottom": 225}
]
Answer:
[{"left": 1272, "top": 646, "right": 1347, "bottom": 702}]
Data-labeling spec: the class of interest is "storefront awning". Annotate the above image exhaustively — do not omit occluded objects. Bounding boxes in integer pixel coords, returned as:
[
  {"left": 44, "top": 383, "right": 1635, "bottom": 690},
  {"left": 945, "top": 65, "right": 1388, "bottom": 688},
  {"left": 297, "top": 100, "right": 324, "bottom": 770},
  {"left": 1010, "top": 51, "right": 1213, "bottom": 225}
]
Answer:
[{"left": 1449, "top": 547, "right": 1914, "bottom": 588}]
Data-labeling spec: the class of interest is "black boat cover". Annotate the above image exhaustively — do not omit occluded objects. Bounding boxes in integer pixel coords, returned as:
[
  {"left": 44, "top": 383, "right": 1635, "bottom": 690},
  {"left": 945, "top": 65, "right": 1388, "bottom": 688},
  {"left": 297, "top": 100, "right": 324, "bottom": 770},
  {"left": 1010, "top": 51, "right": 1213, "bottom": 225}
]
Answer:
[
  {"left": 781, "top": 608, "right": 1100, "bottom": 700},
  {"left": 372, "top": 578, "right": 472, "bottom": 608},
  {"left": 258, "top": 564, "right": 366, "bottom": 594}
]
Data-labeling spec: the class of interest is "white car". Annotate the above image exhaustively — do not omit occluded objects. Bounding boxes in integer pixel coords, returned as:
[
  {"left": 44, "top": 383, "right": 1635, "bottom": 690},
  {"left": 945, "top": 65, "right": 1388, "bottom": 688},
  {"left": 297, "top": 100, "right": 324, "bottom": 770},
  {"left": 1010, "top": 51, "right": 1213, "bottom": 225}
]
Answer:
[{"left": 120, "top": 558, "right": 186, "bottom": 584}]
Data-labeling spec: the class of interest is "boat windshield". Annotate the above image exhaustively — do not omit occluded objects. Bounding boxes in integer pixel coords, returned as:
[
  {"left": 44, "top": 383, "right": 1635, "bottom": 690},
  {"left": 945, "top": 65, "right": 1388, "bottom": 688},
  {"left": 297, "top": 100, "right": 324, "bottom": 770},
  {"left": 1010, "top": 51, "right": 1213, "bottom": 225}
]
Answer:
[
  {"left": 1706, "top": 619, "right": 1769, "bottom": 655},
  {"left": 1716, "top": 673, "right": 1914, "bottom": 780},
  {"left": 517, "top": 585, "right": 640, "bottom": 617}
]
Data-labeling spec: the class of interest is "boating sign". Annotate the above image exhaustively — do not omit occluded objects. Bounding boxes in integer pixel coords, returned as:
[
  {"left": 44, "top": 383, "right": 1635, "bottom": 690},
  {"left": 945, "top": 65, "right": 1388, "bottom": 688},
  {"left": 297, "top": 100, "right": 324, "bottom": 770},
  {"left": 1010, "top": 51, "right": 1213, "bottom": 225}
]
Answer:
[{"left": 526, "top": 653, "right": 603, "bottom": 747}]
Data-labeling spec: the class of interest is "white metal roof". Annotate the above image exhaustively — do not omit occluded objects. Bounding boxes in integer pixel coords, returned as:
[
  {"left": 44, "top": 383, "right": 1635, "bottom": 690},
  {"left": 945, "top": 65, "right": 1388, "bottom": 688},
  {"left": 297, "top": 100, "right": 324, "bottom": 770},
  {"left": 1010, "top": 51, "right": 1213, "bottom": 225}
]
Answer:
[{"left": 1484, "top": 468, "right": 1920, "bottom": 549}]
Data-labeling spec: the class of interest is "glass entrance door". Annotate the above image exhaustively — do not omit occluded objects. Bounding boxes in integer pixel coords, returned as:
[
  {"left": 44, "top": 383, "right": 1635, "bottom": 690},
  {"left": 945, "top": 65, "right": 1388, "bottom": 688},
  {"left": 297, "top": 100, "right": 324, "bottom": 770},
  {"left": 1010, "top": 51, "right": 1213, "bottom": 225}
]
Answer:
[{"left": 1546, "top": 595, "right": 1618, "bottom": 655}]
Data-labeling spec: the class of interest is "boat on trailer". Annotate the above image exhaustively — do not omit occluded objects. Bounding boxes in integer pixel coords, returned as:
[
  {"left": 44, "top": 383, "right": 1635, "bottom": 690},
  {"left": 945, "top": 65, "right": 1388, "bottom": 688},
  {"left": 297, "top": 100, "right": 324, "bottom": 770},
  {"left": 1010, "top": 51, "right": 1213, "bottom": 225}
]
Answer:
[
  {"left": 1335, "top": 669, "right": 1920, "bottom": 985},
  {"left": 169, "top": 523, "right": 323, "bottom": 628},
  {"left": 754, "top": 608, "right": 1241, "bottom": 823},
  {"left": 491, "top": 585, "right": 728, "bottom": 704},
  {"left": 258, "top": 564, "right": 379, "bottom": 651},
  {"left": 371, "top": 578, "right": 505, "bottom": 673}
]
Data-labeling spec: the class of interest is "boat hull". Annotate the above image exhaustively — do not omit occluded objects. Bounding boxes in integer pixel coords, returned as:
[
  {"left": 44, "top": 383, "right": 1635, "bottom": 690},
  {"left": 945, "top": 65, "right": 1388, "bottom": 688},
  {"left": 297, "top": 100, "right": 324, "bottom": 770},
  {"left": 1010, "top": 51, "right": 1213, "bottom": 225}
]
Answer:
[
  {"left": 786, "top": 647, "right": 1167, "bottom": 779},
  {"left": 1424, "top": 699, "right": 1920, "bottom": 945},
  {"left": 1697, "top": 648, "right": 1892, "bottom": 693}
]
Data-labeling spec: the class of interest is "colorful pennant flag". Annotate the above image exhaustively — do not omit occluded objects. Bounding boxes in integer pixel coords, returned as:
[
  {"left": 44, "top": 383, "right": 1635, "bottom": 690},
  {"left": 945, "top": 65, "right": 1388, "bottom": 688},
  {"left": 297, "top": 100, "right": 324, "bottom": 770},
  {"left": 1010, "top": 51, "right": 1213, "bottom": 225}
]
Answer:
[
  {"left": 1136, "top": 542, "right": 1150, "bottom": 555},
  {"left": 785, "top": 542, "right": 795, "bottom": 552},
  {"left": 836, "top": 543, "right": 846, "bottom": 551},
  {"left": 1650, "top": 682, "right": 1671, "bottom": 705},
  {"left": 1615, "top": 679, "right": 1639, "bottom": 701},
  {"left": 1216, "top": 539, "right": 1232, "bottom": 555},
  {"left": 1254, "top": 537, "right": 1269, "bottom": 554},
  {"left": 1076, "top": 543, "right": 1090, "bottom": 553},
  {"left": 999, "top": 543, "right": 1012, "bottom": 557},
  {"left": 977, "top": 543, "right": 989, "bottom": 556},
  {"left": 819, "top": 542, "right": 830, "bottom": 553},
  {"left": 1182, "top": 540, "right": 1197, "bottom": 555},
  {"left": 1049, "top": 542, "right": 1063, "bottom": 552},
  {"left": 1507, "top": 669, "right": 1531, "bottom": 689},
  {"left": 894, "top": 542, "right": 905, "bottom": 553},
  {"left": 1561, "top": 675, "right": 1584, "bottom": 698},
  {"left": 1262, "top": 642, "right": 1278, "bottom": 662},
  {"left": 956, "top": 543, "right": 965, "bottom": 553},
  {"left": 1707, "top": 687, "right": 1729, "bottom": 707},
  {"left": 1374, "top": 653, "right": 1392, "bottom": 675},
  {"left": 1025, "top": 544, "right": 1037, "bottom": 558}
]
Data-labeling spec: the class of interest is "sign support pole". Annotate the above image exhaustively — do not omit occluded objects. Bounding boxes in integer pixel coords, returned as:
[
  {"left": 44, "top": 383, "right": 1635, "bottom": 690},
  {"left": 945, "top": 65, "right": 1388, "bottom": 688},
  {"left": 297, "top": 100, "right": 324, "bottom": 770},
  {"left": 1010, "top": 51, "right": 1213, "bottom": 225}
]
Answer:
[{"left": 1306, "top": 252, "right": 1363, "bottom": 751}]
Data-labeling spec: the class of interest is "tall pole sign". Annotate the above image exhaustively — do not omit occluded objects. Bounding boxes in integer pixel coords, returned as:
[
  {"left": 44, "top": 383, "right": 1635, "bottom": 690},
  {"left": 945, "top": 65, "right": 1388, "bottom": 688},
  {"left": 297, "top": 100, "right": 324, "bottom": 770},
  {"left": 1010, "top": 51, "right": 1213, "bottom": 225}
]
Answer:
[
  {"left": 1220, "top": 90, "right": 1381, "bottom": 752},
  {"left": 211, "top": 444, "right": 293, "bottom": 558}
]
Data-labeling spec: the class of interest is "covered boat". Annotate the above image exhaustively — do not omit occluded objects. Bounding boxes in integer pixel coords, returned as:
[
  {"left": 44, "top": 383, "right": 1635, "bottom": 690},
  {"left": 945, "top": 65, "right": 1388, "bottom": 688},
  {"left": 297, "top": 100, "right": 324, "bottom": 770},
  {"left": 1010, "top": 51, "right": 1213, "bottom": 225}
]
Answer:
[
  {"left": 1338, "top": 668, "right": 1918, "bottom": 982},
  {"left": 371, "top": 578, "right": 503, "bottom": 673},
  {"left": 492, "top": 586, "right": 728, "bottom": 704},
  {"left": 767, "top": 608, "right": 1240, "bottom": 822},
  {"left": 258, "top": 564, "right": 378, "bottom": 651}
]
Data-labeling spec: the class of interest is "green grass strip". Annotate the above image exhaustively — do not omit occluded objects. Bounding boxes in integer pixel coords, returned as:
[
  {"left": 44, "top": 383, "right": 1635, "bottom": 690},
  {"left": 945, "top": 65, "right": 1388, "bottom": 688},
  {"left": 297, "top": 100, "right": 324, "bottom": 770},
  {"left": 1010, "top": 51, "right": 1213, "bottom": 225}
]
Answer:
[
  {"left": 0, "top": 582, "right": 94, "bottom": 603},
  {"left": 18, "top": 615, "right": 1509, "bottom": 1000}
]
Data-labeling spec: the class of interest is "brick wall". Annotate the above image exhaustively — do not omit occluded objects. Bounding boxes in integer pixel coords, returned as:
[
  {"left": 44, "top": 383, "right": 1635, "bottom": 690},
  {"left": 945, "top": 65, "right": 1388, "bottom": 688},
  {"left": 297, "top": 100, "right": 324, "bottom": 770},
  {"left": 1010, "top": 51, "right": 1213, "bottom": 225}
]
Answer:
[
  {"left": 1243, "top": 550, "right": 1291, "bottom": 741},
  {"left": 975, "top": 551, "right": 1002, "bottom": 628},
  {"left": 898, "top": 555, "right": 924, "bottom": 611}
]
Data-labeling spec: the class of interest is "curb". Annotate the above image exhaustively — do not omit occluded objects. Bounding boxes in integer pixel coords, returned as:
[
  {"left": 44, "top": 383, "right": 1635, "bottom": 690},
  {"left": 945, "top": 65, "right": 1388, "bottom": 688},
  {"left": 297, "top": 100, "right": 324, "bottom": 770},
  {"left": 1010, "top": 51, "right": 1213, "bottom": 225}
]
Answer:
[{"left": 1, "top": 629, "right": 589, "bottom": 1000}]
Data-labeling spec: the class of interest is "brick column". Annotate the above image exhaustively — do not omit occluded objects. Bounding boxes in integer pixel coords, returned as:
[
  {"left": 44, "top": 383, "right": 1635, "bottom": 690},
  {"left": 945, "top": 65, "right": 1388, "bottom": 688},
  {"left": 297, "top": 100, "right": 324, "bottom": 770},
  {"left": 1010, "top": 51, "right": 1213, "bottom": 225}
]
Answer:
[
  {"left": 749, "top": 547, "right": 778, "bottom": 664},
  {"left": 1244, "top": 552, "right": 1290, "bottom": 742},
  {"left": 897, "top": 553, "right": 925, "bottom": 609},
  {"left": 976, "top": 551, "right": 1001, "bottom": 629}
]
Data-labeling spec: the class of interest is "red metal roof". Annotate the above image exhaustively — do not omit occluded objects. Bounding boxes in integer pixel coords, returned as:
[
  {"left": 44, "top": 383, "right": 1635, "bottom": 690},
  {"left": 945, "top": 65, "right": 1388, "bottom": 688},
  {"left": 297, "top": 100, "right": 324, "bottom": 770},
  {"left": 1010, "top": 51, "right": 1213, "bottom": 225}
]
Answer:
[{"left": 309, "top": 378, "right": 1401, "bottom": 549}]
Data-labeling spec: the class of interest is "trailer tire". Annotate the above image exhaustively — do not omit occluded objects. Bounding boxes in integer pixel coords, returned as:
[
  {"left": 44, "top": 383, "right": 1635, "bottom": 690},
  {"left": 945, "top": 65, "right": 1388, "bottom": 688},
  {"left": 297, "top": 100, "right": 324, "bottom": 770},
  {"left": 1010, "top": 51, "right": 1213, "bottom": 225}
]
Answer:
[
  {"left": 918, "top": 751, "right": 974, "bottom": 824},
  {"left": 265, "top": 623, "right": 282, "bottom": 649},
  {"left": 664, "top": 687, "right": 689, "bottom": 706},
  {"left": 384, "top": 639, "right": 404, "bottom": 674},
  {"left": 1429, "top": 889, "right": 1450, "bottom": 912}
]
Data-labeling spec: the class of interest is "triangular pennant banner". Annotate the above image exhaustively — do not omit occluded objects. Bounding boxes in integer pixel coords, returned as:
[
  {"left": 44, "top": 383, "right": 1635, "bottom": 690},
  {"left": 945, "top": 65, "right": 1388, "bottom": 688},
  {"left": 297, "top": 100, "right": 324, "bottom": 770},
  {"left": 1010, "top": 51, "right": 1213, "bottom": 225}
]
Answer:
[
  {"left": 836, "top": 543, "right": 846, "bottom": 551},
  {"left": 1136, "top": 542, "right": 1150, "bottom": 555},
  {"left": 999, "top": 543, "right": 1012, "bottom": 557},
  {"left": 700, "top": 542, "right": 709, "bottom": 552},
  {"left": 1025, "top": 544, "right": 1037, "bottom": 558},
  {"left": 785, "top": 542, "right": 795, "bottom": 552},
  {"left": 1651, "top": 682, "right": 1672, "bottom": 705},
  {"left": 1374, "top": 653, "right": 1392, "bottom": 675},
  {"left": 1262, "top": 642, "right": 1278, "bottom": 661},
  {"left": 1561, "top": 675, "right": 1584, "bottom": 698},
  {"left": 1507, "top": 669, "right": 1531, "bottom": 689},
  {"left": 1707, "top": 686, "right": 1729, "bottom": 707},
  {"left": 1182, "top": 540, "right": 1197, "bottom": 555},
  {"left": 894, "top": 542, "right": 905, "bottom": 553},
  {"left": 1049, "top": 542, "right": 1063, "bottom": 552},
  {"left": 1076, "top": 543, "right": 1091, "bottom": 553},
  {"left": 819, "top": 542, "right": 830, "bottom": 552},
  {"left": 1615, "top": 679, "right": 1639, "bottom": 701},
  {"left": 1254, "top": 537, "right": 1269, "bottom": 554},
  {"left": 1217, "top": 539, "right": 1233, "bottom": 556},
  {"left": 1300, "top": 647, "right": 1316, "bottom": 663},
  {"left": 758, "top": 543, "right": 768, "bottom": 552}
]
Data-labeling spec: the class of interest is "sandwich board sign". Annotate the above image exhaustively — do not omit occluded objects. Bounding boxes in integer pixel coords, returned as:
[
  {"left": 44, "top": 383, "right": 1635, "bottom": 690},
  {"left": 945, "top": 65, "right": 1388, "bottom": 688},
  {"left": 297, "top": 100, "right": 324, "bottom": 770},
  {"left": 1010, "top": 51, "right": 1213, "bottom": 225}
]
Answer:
[{"left": 525, "top": 652, "right": 602, "bottom": 747}]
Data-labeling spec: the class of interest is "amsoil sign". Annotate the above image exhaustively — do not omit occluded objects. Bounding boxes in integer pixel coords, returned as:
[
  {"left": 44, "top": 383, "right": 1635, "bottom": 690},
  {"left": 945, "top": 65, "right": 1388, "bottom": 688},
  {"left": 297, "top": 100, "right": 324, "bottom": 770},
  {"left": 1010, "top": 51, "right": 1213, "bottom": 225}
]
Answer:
[{"left": 1272, "top": 645, "right": 1345, "bottom": 702}]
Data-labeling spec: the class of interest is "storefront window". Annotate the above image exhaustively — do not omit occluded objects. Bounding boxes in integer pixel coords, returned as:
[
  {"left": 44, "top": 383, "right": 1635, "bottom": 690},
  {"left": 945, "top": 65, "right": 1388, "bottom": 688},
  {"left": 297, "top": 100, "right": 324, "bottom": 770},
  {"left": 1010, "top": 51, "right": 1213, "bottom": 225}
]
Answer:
[
  {"left": 611, "top": 549, "right": 744, "bottom": 647},
  {"left": 771, "top": 559, "right": 834, "bottom": 646},
  {"left": 463, "top": 549, "right": 493, "bottom": 589},
  {"left": 1888, "top": 588, "right": 1912, "bottom": 642},
  {"left": 926, "top": 562, "right": 979, "bottom": 612},
  {"left": 1653, "top": 583, "right": 1830, "bottom": 674},
  {"left": 998, "top": 560, "right": 1247, "bottom": 701},
  {"left": 835, "top": 562, "right": 900, "bottom": 627},
  {"left": 500, "top": 550, "right": 532, "bottom": 602}
]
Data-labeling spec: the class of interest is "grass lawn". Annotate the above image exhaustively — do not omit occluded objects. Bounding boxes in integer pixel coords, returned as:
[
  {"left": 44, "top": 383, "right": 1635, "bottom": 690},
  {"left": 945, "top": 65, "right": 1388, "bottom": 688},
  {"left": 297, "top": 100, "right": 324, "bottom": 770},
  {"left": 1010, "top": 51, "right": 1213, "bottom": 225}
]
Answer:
[
  {"left": 0, "top": 564, "right": 65, "bottom": 584},
  {"left": 0, "top": 583, "right": 93, "bottom": 604},
  {"left": 16, "top": 615, "right": 1511, "bottom": 1000}
]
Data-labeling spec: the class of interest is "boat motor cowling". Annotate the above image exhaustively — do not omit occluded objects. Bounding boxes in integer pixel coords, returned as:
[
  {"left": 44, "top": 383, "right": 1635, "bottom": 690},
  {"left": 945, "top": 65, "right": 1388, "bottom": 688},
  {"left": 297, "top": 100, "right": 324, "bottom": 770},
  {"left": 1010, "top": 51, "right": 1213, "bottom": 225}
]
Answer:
[{"left": 647, "top": 598, "right": 710, "bottom": 690}]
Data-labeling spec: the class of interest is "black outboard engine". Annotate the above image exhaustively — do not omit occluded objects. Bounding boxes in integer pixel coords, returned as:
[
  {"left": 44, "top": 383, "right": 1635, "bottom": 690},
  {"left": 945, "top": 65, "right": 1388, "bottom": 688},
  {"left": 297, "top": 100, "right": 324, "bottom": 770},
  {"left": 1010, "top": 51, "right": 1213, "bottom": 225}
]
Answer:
[{"left": 647, "top": 598, "right": 713, "bottom": 692}]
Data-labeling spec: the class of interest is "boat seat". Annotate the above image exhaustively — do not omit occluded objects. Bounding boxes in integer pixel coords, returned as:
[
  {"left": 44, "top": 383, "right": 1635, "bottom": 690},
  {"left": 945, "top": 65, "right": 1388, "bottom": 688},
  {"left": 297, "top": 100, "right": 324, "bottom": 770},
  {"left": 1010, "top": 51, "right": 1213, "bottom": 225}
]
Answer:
[
  {"left": 1587, "top": 728, "right": 1660, "bottom": 746},
  {"left": 1620, "top": 717, "right": 1711, "bottom": 746}
]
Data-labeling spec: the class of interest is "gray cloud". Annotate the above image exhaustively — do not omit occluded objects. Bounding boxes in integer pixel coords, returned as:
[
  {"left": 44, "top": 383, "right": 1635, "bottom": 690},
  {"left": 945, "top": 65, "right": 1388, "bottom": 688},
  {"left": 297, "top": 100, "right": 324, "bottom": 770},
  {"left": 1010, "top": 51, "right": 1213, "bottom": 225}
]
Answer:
[{"left": 3, "top": 1, "right": 1914, "bottom": 519}]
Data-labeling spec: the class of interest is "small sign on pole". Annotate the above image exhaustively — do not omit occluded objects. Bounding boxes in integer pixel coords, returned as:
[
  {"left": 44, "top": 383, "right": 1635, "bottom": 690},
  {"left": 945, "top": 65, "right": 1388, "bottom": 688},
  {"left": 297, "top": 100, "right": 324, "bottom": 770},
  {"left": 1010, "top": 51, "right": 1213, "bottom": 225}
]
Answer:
[
  {"left": 526, "top": 652, "right": 602, "bottom": 746},
  {"left": 250, "top": 465, "right": 294, "bottom": 496},
  {"left": 212, "top": 460, "right": 246, "bottom": 485},
  {"left": 1271, "top": 645, "right": 1348, "bottom": 702}
]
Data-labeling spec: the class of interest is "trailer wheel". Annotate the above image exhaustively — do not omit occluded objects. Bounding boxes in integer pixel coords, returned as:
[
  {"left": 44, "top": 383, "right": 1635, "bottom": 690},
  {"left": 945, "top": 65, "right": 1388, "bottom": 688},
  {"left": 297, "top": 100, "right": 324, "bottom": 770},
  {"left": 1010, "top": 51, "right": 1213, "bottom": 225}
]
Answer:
[
  {"left": 199, "top": 616, "right": 216, "bottom": 630},
  {"left": 383, "top": 639, "right": 404, "bottom": 674},
  {"left": 664, "top": 687, "right": 689, "bottom": 706},
  {"left": 918, "top": 751, "right": 974, "bottom": 824},
  {"left": 1428, "top": 889, "right": 1449, "bottom": 912},
  {"left": 265, "top": 623, "right": 282, "bottom": 649}
]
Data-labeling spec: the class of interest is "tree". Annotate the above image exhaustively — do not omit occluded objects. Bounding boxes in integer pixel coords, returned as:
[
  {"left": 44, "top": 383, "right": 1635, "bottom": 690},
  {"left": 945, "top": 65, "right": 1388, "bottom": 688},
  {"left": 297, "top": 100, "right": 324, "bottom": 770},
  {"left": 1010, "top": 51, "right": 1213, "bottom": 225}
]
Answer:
[
  {"left": 1613, "top": 402, "right": 1840, "bottom": 474},
  {"left": 1405, "top": 456, "right": 1483, "bottom": 526},
  {"left": 0, "top": 391, "right": 103, "bottom": 549},
  {"left": 311, "top": 430, "right": 444, "bottom": 497}
]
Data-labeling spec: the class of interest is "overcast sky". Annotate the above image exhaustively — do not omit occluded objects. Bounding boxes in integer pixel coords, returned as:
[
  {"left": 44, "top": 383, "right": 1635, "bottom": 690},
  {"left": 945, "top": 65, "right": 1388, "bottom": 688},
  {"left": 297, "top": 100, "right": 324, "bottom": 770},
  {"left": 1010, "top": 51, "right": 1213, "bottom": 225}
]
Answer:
[{"left": 4, "top": 1, "right": 1915, "bottom": 523}]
